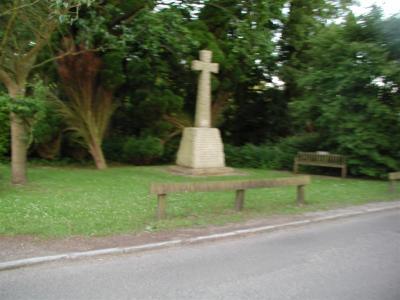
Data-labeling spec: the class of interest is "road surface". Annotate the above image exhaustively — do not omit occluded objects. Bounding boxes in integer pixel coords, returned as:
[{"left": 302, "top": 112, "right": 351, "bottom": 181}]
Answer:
[{"left": 1, "top": 210, "right": 399, "bottom": 299}]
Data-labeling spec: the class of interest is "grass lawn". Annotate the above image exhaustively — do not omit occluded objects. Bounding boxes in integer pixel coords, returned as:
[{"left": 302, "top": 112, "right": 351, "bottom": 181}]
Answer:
[{"left": 0, "top": 163, "right": 398, "bottom": 238}]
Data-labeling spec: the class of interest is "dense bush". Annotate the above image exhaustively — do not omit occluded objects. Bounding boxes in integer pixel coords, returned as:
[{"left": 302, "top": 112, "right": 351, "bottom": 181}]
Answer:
[
  {"left": 122, "top": 136, "right": 164, "bottom": 165},
  {"left": 104, "top": 135, "right": 169, "bottom": 164},
  {"left": 160, "top": 136, "right": 180, "bottom": 163},
  {"left": 225, "top": 144, "right": 279, "bottom": 169},
  {"left": 103, "top": 136, "right": 126, "bottom": 162},
  {"left": 288, "top": 14, "right": 400, "bottom": 178},
  {"left": 225, "top": 133, "right": 321, "bottom": 170}
]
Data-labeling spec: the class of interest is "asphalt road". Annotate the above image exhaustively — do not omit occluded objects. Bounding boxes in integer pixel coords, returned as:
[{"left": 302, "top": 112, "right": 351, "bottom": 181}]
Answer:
[{"left": 1, "top": 210, "right": 399, "bottom": 300}]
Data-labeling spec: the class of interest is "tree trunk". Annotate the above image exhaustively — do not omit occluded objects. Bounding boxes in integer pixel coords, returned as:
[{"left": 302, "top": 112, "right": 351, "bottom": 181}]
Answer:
[
  {"left": 9, "top": 86, "right": 28, "bottom": 185},
  {"left": 89, "top": 139, "right": 107, "bottom": 170},
  {"left": 10, "top": 112, "right": 28, "bottom": 184}
]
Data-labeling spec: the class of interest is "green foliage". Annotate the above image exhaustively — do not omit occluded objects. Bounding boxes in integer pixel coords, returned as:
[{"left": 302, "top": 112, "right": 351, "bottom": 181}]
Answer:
[
  {"left": 122, "top": 136, "right": 164, "bottom": 165},
  {"left": 2, "top": 0, "right": 399, "bottom": 180},
  {"left": 225, "top": 134, "right": 321, "bottom": 170},
  {"left": 103, "top": 136, "right": 126, "bottom": 162},
  {"left": 380, "top": 15, "right": 400, "bottom": 60},
  {"left": 100, "top": 50, "right": 126, "bottom": 89},
  {"left": 0, "top": 93, "right": 42, "bottom": 119},
  {"left": 113, "top": 8, "right": 196, "bottom": 138},
  {"left": 0, "top": 99, "right": 9, "bottom": 158},
  {"left": 290, "top": 13, "right": 400, "bottom": 177},
  {"left": 225, "top": 144, "right": 279, "bottom": 169},
  {"left": 0, "top": 79, "right": 62, "bottom": 159},
  {"left": 31, "top": 103, "right": 62, "bottom": 146},
  {"left": 272, "top": 134, "right": 322, "bottom": 169},
  {"left": 222, "top": 88, "right": 290, "bottom": 145},
  {"left": 197, "top": 0, "right": 286, "bottom": 129},
  {"left": 23, "top": 80, "right": 62, "bottom": 147},
  {"left": 0, "top": 164, "right": 397, "bottom": 237}
]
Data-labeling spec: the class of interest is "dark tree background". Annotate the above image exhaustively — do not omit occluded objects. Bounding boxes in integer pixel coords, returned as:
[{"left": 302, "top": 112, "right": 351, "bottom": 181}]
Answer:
[{"left": 1, "top": 0, "right": 399, "bottom": 178}]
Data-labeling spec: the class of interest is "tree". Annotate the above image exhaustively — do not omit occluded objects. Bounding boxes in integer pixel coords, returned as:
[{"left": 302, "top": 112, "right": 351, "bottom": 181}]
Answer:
[
  {"left": 110, "top": 6, "right": 196, "bottom": 142},
  {"left": 0, "top": 0, "right": 92, "bottom": 184},
  {"left": 279, "top": 0, "right": 352, "bottom": 105},
  {"left": 291, "top": 12, "right": 400, "bottom": 176},
  {"left": 191, "top": 0, "right": 291, "bottom": 144},
  {"left": 57, "top": 41, "right": 117, "bottom": 169},
  {"left": 54, "top": 1, "right": 188, "bottom": 169}
]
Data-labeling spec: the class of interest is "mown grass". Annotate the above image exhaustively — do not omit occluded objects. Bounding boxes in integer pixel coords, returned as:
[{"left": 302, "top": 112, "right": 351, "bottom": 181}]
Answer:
[{"left": 0, "top": 163, "right": 398, "bottom": 238}]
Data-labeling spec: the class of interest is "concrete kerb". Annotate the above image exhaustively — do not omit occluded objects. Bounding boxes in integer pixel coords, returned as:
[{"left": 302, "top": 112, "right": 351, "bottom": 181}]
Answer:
[{"left": 1, "top": 202, "right": 399, "bottom": 272}]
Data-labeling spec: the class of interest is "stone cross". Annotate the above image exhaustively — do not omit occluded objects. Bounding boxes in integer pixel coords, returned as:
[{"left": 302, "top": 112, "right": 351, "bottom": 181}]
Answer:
[{"left": 192, "top": 50, "right": 219, "bottom": 128}]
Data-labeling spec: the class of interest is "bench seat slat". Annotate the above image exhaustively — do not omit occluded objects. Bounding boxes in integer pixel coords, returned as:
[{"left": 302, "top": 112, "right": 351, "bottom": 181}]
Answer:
[
  {"left": 296, "top": 161, "right": 345, "bottom": 168},
  {"left": 389, "top": 172, "right": 400, "bottom": 180}
]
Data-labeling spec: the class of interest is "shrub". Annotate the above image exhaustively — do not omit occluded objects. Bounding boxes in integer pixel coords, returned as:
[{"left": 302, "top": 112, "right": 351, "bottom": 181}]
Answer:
[
  {"left": 225, "top": 133, "right": 321, "bottom": 170},
  {"left": 103, "top": 136, "right": 126, "bottom": 162},
  {"left": 160, "top": 136, "right": 180, "bottom": 163},
  {"left": 122, "top": 136, "right": 164, "bottom": 165},
  {"left": 273, "top": 133, "right": 321, "bottom": 169},
  {"left": 225, "top": 144, "right": 278, "bottom": 169}
]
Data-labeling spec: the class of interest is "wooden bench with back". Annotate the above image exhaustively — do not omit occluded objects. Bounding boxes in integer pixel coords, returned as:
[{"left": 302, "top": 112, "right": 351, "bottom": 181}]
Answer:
[
  {"left": 388, "top": 172, "right": 400, "bottom": 193},
  {"left": 294, "top": 152, "right": 347, "bottom": 178},
  {"left": 150, "top": 176, "right": 311, "bottom": 220}
]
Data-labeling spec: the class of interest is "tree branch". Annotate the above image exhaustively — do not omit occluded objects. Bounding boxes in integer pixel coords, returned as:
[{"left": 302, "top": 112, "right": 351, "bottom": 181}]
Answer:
[
  {"left": 0, "top": 0, "right": 41, "bottom": 17},
  {"left": 22, "top": 20, "right": 58, "bottom": 68},
  {"left": 0, "top": 68, "right": 16, "bottom": 90},
  {"left": 32, "top": 48, "right": 100, "bottom": 69},
  {"left": 0, "top": 1, "right": 18, "bottom": 59},
  {"left": 109, "top": 3, "right": 153, "bottom": 29}
]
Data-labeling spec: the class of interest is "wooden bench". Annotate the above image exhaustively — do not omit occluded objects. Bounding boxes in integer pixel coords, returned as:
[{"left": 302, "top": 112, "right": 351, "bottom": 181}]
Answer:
[
  {"left": 150, "top": 176, "right": 311, "bottom": 219},
  {"left": 388, "top": 172, "right": 400, "bottom": 193},
  {"left": 294, "top": 152, "right": 347, "bottom": 178}
]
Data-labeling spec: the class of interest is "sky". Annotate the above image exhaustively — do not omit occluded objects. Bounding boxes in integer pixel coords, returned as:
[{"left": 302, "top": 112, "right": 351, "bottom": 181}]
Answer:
[
  {"left": 352, "top": 0, "right": 400, "bottom": 17},
  {"left": 157, "top": 0, "right": 400, "bottom": 18}
]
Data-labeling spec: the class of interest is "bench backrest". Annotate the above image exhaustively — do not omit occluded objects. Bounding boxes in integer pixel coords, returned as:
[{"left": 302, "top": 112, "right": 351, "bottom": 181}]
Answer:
[
  {"left": 296, "top": 152, "right": 345, "bottom": 164},
  {"left": 150, "top": 176, "right": 311, "bottom": 195},
  {"left": 388, "top": 172, "right": 400, "bottom": 180}
]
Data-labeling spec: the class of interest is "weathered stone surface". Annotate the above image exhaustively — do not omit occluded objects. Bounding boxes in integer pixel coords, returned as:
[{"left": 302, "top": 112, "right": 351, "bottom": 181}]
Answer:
[
  {"left": 174, "top": 49, "right": 230, "bottom": 175},
  {"left": 176, "top": 127, "right": 225, "bottom": 168},
  {"left": 168, "top": 165, "right": 235, "bottom": 176},
  {"left": 192, "top": 50, "right": 219, "bottom": 128}
]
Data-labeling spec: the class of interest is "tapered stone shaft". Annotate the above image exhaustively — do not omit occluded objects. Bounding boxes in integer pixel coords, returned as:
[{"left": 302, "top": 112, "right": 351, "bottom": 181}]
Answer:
[{"left": 191, "top": 50, "right": 219, "bottom": 128}]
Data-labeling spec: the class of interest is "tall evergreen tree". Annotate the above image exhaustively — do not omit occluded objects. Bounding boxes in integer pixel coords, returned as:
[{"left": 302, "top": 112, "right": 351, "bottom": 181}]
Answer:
[
  {"left": 291, "top": 12, "right": 400, "bottom": 176},
  {"left": 195, "top": 0, "right": 288, "bottom": 144},
  {"left": 279, "top": 0, "right": 352, "bottom": 105}
]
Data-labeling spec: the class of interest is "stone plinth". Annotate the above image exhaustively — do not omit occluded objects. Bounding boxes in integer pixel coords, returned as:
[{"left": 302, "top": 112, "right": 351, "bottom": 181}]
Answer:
[
  {"left": 173, "top": 128, "right": 233, "bottom": 175},
  {"left": 176, "top": 127, "right": 225, "bottom": 168},
  {"left": 168, "top": 165, "right": 235, "bottom": 176}
]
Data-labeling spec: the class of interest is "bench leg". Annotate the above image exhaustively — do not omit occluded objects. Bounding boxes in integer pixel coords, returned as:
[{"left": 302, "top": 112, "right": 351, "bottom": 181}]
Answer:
[
  {"left": 297, "top": 185, "right": 305, "bottom": 206},
  {"left": 389, "top": 181, "right": 395, "bottom": 193},
  {"left": 235, "top": 189, "right": 245, "bottom": 211},
  {"left": 157, "top": 194, "right": 167, "bottom": 220},
  {"left": 341, "top": 166, "right": 347, "bottom": 178}
]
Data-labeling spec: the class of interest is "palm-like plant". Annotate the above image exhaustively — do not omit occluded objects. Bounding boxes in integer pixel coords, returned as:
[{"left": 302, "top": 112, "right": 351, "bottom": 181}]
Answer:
[{"left": 57, "top": 39, "right": 115, "bottom": 169}]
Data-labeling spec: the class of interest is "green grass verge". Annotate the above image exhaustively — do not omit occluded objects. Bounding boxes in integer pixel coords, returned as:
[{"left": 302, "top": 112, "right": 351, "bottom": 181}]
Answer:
[{"left": 0, "top": 163, "right": 398, "bottom": 238}]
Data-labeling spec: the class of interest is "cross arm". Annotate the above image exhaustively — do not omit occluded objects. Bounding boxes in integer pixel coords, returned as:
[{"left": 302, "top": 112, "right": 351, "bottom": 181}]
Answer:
[{"left": 191, "top": 60, "right": 219, "bottom": 74}]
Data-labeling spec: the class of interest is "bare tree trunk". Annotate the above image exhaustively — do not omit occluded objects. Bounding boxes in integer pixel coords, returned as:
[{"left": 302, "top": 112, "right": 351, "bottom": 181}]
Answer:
[
  {"left": 89, "top": 140, "right": 107, "bottom": 170},
  {"left": 9, "top": 87, "right": 28, "bottom": 184}
]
